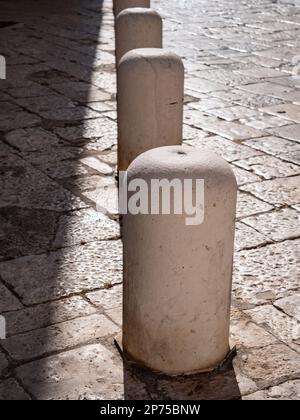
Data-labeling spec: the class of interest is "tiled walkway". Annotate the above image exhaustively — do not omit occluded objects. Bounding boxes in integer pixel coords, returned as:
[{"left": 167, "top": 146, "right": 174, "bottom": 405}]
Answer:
[{"left": 0, "top": 0, "right": 299, "bottom": 400}]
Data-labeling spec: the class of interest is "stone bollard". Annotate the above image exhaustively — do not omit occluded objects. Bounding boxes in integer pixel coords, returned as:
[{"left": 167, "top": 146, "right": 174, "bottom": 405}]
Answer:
[
  {"left": 117, "top": 49, "right": 184, "bottom": 171},
  {"left": 113, "top": 0, "right": 150, "bottom": 17},
  {"left": 115, "top": 8, "right": 162, "bottom": 66},
  {"left": 121, "top": 145, "right": 237, "bottom": 375}
]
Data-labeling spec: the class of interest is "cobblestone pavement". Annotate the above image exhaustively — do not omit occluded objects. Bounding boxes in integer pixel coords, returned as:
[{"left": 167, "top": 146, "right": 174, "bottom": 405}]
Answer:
[{"left": 0, "top": 0, "right": 299, "bottom": 400}]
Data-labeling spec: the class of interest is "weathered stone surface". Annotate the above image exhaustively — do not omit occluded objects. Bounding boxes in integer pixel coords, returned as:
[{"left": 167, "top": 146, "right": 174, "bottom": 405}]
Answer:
[
  {"left": 241, "top": 176, "right": 300, "bottom": 207},
  {"left": 281, "top": 150, "right": 300, "bottom": 166},
  {"left": 245, "top": 305, "right": 300, "bottom": 351},
  {"left": 188, "top": 96, "right": 234, "bottom": 112},
  {"left": 15, "top": 95, "right": 75, "bottom": 114},
  {"left": 233, "top": 240, "right": 300, "bottom": 306},
  {"left": 192, "top": 118, "right": 264, "bottom": 141},
  {"left": 64, "top": 174, "right": 119, "bottom": 217},
  {"left": 99, "top": 150, "right": 117, "bottom": 167},
  {"left": 230, "top": 312, "right": 278, "bottom": 349},
  {"left": 269, "top": 124, "right": 300, "bottom": 143},
  {"left": 293, "top": 204, "right": 300, "bottom": 212},
  {"left": 244, "top": 136, "right": 300, "bottom": 157},
  {"left": 20, "top": 145, "right": 84, "bottom": 170},
  {"left": 0, "top": 154, "right": 85, "bottom": 211},
  {"left": 4, "top": 128, "right": 65, "bottom": 152},
  {"left": 83, "top": 184, "right": 119, "bottom": 218},
  {"left": 0, "top": 208, "right": 59, "bottom": 261},
  {"left": 106, "top": 307, "right": 122, "bottom": 327},
  {"left": 52, "top": 208, "right": 120, "bottom": 249},
  {"left": 235, "top": 66, "right": 285, "bottom": 79},
  {"left": 186, "top": 135, "right": 262, "bottom": 162},
  {"left": 183, "top": 124, "right": 210, "bottom": 142},
  {"left": 122, "top": 366, "right": 151, "bottom": 400},
  {"left": 186, "top": 77, "right": 229, "bottom": 94},
  {"left": 87, "top": 101, "right": 114, "bottom": 113},
  {"left": 207, "top": 105, "right": 258, "bottom": 121},
  {"left": 54, "top": 118, "right": 117, "bottom": 151},
  {"left": 5, "top": 84, "right": 54, "bottom": 99},
  {"left": 235, "top": 344, "right": 300, "bottom": 388},
  {"left": 0, "top": 240, "right": 122, "bottom": 305},
  {"left": 261, "top": 104, "right": 300, "bottom": 124},
  {"left": 79, "top": 156, "right": 113, "bottom": 175},
  {"left": 234, "top": 155, "right": 300, "bottom": 180},
  {"left": 154, "top": 363, "right": 242, "bottom": 400},
  {"left": 0, "top": 378, "right": 30, "bottom": 400},
  {"left": 212, "top": 88, "right": 283, "bottom": 109},
  {"left": 240, "top": 114, "right": 287, "bottom": 130},
  {"left": 86, "top": 284, "right": 122, "bottom": 311},
  {"left": 2, "top": 314, "right": 119, "bottom": 362},
  {"left": 0, "top": 111, "right": 41, "bottom": 131},
  {"left": 38, "top": 106, "right": 101, "bottom": 121},
  {"left": 4, "top": 296, "right": 97, "bottom": 337},
  {"left": 237, "top": 192, "right": 274, "bottom": 219},
  {"left": 275, "top": 294, "right": 300, "bottom": 321},
  {"left": 40, "top": 160, "right": 94, "bottom": 180},
  {"left": 231, "top": 166, "right": 261, "bottom": 186},
  {"left": 235, "top": 222, "right": 269, "bottom": 251},
  {"left": 243, "top": 208, "right": 300, "bottom": 242},
  {"left": 231, "top": 358, "right": 259, "bottom": 396},
  {"left": 16, "top": 344, "right": 123, "bottom": 400},
  {"left": 0, "top": 283, "right": 22, "bottom": 313},
  {"left": 190, "top": 69, "right": 257, "bottom": 87},
  {"left": 50, "top": 82, "right": 110, "bottom": 103},
  {"left": 0, "top": 352, "right": 8, "bottom": 378},
  {"left": 243, "top": 380, "right": 300, "bottom": 400},
  {"left": 240, "top": 81, "right": 297, "bottom": 101}
]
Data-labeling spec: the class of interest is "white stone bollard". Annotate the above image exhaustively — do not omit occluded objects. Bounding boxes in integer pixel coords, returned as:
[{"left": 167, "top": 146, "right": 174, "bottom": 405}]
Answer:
[
  {"left": 117, "top": 49, "right": 184, "bottom": 171},
  {"left": 115, "top": 8, "right": 162, "bottom": 65},
  {"left": 122, "top": 145, "right": 237, "bottom": 376},
  {"left": 113, "top": 0, "right": 150, "bottom": 17}
]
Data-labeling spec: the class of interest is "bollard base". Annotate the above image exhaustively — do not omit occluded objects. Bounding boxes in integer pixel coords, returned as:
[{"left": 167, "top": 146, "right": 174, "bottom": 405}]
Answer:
[{"left": 114, "top": 333, "right": 237, "bottom": 377}]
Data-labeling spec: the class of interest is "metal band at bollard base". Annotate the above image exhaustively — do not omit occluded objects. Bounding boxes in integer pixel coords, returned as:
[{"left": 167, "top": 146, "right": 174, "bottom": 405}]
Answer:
[
  {"left": 114, "top": 333, "right": 237, "bottom": 377},
  {"left": 113, "top": 0, "right": 151, "bottom": 17}
]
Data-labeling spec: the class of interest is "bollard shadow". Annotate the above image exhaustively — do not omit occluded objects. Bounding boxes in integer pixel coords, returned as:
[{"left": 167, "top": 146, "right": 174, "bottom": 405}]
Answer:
[
  {"left": 122, "top": 350, "right": 242, "bottom": 400},
  {"left": 0, "top": 0, "right": 119, "bottom": 400}
]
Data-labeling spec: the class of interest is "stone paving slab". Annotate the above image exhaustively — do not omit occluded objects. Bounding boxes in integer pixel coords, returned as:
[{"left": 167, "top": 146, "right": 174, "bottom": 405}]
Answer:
[
  {"left": 243, "top": 380, "right": 300, "bottom": 401},
  {"left": 0, "top": 378, "right": 30, "bottom": 400},
  {"left": 245, "top": 305, "right": 300, "bottom": 353},
  {"left": 275, "top": 294, "right": 300, "bottom": 321},
  {"left": 0, "top": 240, "right": 122, "bottom": 305},
  {"left": 234, "top": 344, "right": 300, "bottom": 389},
  {"left": 0, "top": 351, "right": 8, "bottom": 378},
  {"left": 0, "top": 283, "right": 22, "bottom": 313},
  {"left": 0, "top": 0, "right": 300, "bottom": 400},
  {"left": 233, "top": 155, "right": 300, "bottom": 180},
  {"left": 241, "top": 175, "right": 300, "bottom": 207},
  {"left": 233, "top": 240, "right": 300, "bottom": 307},
  {"left": 3, "top": 296, "right": 98, "bottom": 337},
  {"left": 2, "top": 313, "right": 119, "bottom": 362},
  {"left": 242, "top": 208, "right": 300, "bottom": 242},
  {"left": 15, "top": 344, "right": 124, "bottom": 400}
]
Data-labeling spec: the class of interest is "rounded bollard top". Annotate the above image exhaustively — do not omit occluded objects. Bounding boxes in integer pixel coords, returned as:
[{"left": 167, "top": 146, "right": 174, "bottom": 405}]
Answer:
[
  {"left": 127, "top": 145, "right": 237, "bottom": 190},
  {"left": 116, "top": 7, "right": 161, "bottom": 20},
  {"left": 118, "top": 48, "right": 184, "bottom": 71},
  {"left": 114, "top": 0, "right": 151, "bottom": 17}
]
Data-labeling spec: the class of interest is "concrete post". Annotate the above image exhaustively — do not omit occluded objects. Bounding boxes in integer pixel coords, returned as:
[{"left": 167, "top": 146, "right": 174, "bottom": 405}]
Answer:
[
  {"left": 113, "top": 0, "right": 150, "bottom": 17},
  {"left": 117, "top": 49, "right": 184, "bottom": 171},
  {"left": 116, "top": 8, "right": 162, "bottom": 65},
  {"left": 122, "top": 145, "right": 237, "bottom": 376}
]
